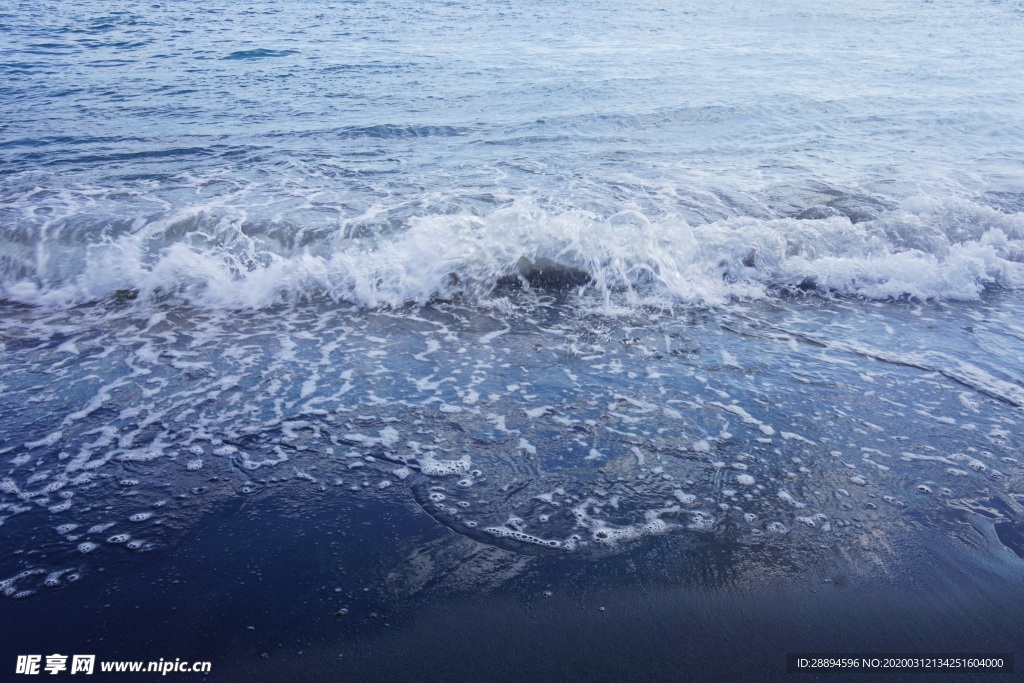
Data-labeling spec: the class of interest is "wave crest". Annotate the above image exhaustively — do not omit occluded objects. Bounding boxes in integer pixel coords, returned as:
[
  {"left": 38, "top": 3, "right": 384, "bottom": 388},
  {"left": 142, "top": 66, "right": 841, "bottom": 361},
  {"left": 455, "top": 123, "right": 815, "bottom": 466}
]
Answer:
[{"left": 2, "top": 196, "right": 1023, "bottom": 309}]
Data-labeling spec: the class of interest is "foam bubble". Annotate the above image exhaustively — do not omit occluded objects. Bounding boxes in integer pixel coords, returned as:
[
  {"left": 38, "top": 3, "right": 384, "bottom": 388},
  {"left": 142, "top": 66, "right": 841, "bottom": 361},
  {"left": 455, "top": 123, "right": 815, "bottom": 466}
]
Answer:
[
  {"left": 483, "top": 526, "right": 563, "bottom": 549},
  {"left": 673, "top": 491, "right": 697, "bottom": 506},
  {"left": 418, "top": 454, "right": 472, "bottom": 477},
  {"left": 686, "top": 511, "right": 717, "bottom": 532}
]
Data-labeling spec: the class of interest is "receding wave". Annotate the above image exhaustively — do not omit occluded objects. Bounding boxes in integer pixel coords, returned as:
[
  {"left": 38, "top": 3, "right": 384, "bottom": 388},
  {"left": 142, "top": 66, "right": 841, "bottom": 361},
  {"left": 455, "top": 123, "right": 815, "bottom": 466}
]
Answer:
[{"left": 1, "top": 195, "right": 1022, "bottom": 309}]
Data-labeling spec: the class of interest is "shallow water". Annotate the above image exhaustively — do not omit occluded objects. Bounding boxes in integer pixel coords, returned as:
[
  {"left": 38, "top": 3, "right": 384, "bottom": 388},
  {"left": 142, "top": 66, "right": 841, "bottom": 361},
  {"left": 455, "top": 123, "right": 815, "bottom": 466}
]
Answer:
[{"left": 2, "top": 292, "right": 1023, "bottom": 586}]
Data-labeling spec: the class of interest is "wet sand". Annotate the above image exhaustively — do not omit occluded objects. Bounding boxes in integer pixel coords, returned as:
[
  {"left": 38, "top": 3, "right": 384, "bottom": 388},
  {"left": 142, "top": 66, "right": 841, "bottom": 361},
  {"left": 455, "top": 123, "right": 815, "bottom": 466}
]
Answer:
[{"left": 2, "top": 475, "right": 1020, "bottom": 682}]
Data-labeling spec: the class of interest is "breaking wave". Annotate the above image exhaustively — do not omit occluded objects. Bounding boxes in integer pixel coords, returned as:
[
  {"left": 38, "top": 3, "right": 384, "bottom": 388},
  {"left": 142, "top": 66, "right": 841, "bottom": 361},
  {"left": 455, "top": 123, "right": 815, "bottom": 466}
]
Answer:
[{"left": 2, "top": 194, "right": 1023, "bottom": 309}]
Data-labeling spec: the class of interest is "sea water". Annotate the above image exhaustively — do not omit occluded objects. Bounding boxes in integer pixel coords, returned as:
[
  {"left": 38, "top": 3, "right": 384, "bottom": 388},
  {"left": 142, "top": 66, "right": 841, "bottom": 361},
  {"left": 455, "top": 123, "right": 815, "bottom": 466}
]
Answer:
[{"left": 1, "top": 0, "right": 1023, "bottom": 675}]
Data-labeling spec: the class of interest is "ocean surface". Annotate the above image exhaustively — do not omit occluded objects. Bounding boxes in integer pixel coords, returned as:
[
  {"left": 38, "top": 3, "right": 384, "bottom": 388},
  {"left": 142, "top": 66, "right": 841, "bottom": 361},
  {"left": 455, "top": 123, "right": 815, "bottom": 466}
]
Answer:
[{"left": 2, "top": 0, "right": 1023, "bottom": 680}]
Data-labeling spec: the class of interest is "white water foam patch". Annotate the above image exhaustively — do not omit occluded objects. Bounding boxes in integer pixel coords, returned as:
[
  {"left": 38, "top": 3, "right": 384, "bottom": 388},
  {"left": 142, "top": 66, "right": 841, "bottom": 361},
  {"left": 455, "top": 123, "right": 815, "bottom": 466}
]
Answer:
[
  {"left": 2, "top": 196, "right": 1024, "bottom": 309},
  {"left": 418, "top": 454, "right": 472, "bottom": 477},
  {"left": 2, "top": 295, "right": 1023, "bottom": 592}
]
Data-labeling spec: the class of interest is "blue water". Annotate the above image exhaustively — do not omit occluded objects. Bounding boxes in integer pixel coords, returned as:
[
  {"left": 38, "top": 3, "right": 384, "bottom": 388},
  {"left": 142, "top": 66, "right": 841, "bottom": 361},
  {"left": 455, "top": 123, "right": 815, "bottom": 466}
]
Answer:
[
  {"left": 2, "top": 1, "right": 1024, "bottom": 678},
  {"left": 2, "top": 0, "right": 1024, "bottom": 306}
]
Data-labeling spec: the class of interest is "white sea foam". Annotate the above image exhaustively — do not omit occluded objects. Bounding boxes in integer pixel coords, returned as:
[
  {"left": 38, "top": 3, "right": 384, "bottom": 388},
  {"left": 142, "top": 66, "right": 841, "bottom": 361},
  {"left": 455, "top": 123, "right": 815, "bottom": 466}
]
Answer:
[
  {"left": 418, "top": 454, "right": 472, "bottom": 477},
  {"left": 2, "top": 198, "right": 1022, "bottom": 310}
]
